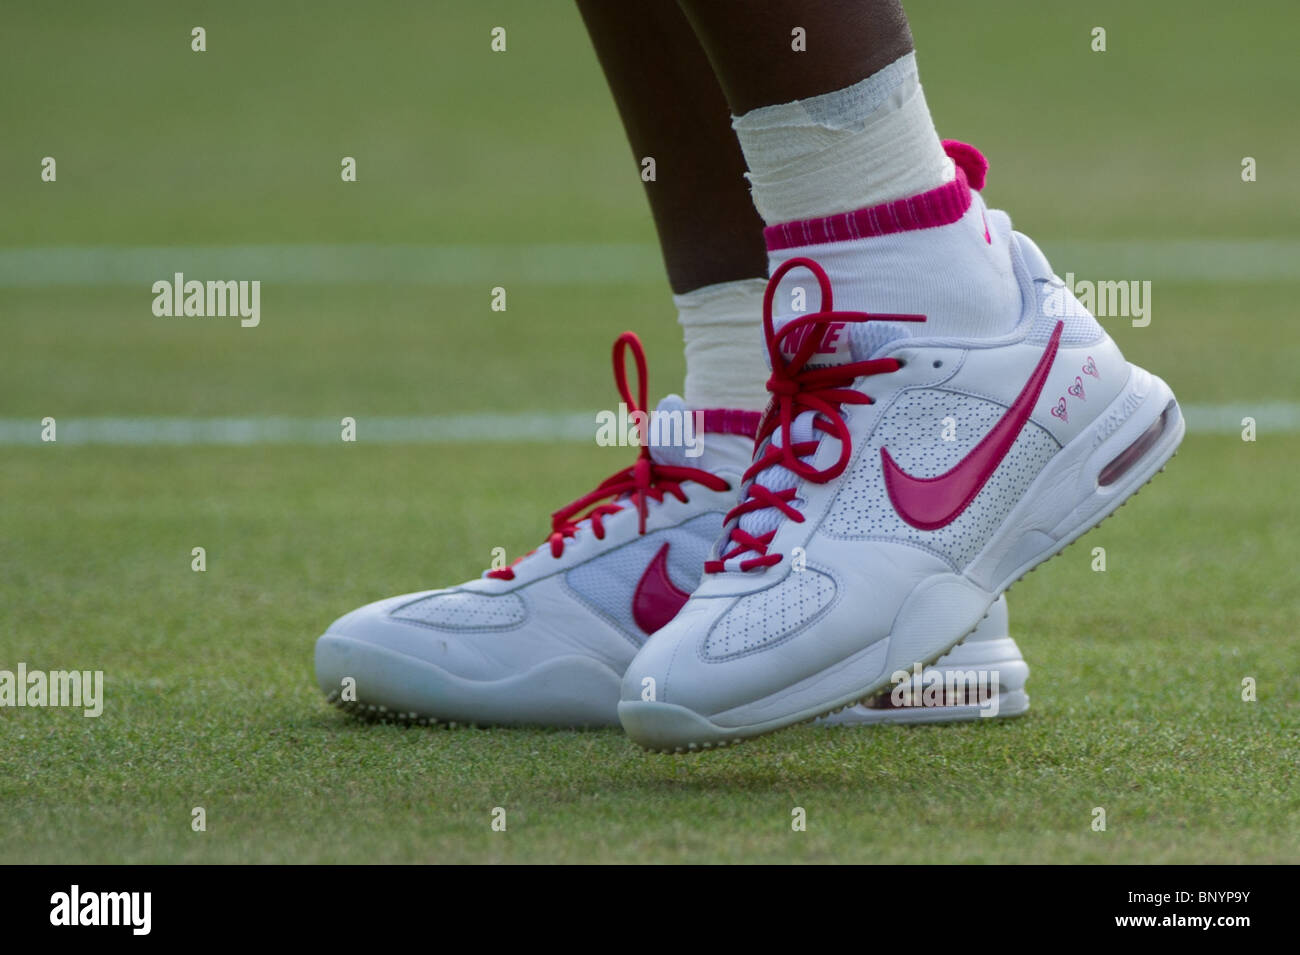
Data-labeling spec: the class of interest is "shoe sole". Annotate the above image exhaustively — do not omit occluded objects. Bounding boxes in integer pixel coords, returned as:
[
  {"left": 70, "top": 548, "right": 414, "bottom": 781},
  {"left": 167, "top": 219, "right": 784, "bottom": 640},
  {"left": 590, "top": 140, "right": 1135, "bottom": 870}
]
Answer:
[
  {"left": 314, "top": 632, "right": 1027, "bottom": 729},
  {"left": 314, "top": 633, "right": 624, "bottom": 727},
  {"left": 821, "top": 688, "right": 1029, "bottom": 725},
  {"left": 817, "top": 637, "right": 1030, "bottom": 725},
  {"left": 619, "top": 365, "right": 1182, "bottom": 752}
]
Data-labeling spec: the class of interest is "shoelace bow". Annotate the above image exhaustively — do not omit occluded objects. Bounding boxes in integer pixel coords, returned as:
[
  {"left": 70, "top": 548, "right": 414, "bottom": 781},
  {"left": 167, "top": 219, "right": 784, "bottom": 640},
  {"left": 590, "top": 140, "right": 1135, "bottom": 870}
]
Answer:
[
  {"left": 488, "top": 331, "right": 731, "bottom": 580},
  {"left": 704, "top": 257, "right": 925, "bottom": 574}
]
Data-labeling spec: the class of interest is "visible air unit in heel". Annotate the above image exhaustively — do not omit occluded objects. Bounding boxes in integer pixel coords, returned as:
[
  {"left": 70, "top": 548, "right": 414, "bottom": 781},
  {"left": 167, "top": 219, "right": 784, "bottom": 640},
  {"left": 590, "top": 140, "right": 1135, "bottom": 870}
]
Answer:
[{"left": 1099, "top": 400, "right": 1178, "bottom": 487}]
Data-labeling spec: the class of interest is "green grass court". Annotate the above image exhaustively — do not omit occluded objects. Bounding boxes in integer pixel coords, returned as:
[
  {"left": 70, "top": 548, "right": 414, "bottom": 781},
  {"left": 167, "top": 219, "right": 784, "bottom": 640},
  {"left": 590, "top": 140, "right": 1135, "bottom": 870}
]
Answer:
[{"left": 1, "top": 1, "right": 1297, "bottom": 863}]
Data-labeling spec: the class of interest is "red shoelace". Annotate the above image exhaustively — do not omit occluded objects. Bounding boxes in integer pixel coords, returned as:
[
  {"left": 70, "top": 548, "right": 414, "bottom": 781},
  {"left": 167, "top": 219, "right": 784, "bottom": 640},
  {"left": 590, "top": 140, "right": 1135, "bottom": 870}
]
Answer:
[
  {"left": 704, "top": 257, "right": 925, "bottom": 574},
  {"left": 488, "top": 332, "right": 731, "bottom": 581}
]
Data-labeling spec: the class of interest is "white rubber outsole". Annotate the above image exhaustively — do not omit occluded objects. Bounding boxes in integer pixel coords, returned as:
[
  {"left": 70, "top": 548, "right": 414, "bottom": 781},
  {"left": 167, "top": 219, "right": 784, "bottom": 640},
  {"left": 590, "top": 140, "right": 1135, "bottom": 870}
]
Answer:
[
  {"left": 819, "top": 640, "right": 1030, "bottom": 725},
  {"left": 314, "top": 633, "right": 624, "bottom": 728},
  {"left": 822, "top": 688, "right": 1030, "bottom": 725},
  {"left": 315, "top": 636, "right": 1030, "bottom": 729}
]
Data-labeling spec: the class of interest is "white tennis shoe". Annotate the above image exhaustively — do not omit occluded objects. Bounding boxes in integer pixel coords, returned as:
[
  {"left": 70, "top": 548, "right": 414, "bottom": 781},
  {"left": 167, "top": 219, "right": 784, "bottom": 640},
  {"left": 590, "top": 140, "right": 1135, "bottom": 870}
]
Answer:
[
  {"left": 619, "top": 227, "right": 1181, "bottom": 751},
  {"left": 313, "top": 333, "right": 754, "bottom": 726}
]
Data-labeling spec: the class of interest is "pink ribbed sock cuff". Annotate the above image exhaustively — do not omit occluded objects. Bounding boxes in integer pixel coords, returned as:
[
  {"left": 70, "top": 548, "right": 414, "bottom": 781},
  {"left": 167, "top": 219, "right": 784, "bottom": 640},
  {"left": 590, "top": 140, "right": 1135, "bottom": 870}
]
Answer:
[{"left": 764, "top": 141, "right": 988, "bottom": 252}]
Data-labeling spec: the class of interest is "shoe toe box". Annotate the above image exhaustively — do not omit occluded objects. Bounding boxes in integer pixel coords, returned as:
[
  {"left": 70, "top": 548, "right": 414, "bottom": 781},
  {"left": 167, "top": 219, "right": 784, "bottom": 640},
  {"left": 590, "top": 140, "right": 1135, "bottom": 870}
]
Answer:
[{"left": 314, "top": 587, "right": 529, "bottom": 692}]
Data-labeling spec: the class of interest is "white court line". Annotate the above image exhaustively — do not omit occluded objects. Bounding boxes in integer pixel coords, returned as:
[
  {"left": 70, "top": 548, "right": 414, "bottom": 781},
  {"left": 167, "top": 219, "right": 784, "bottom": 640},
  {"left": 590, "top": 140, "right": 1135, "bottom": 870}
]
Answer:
[
  {"left": 0, "top": 405, "right": 1294, "bottom": 446},
  {"left": 0, "top": 240, "right": 1298, "bottom": 286}
]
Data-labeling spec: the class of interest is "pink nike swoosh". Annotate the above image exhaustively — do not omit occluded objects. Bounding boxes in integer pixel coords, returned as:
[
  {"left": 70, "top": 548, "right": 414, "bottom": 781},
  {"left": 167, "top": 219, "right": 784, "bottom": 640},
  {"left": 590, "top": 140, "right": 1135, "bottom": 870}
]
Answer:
[
  {"left": 882, "top": 321, "right": 1063, "bottom": 531},
  {"left": 632, "top": 541, "right": 690, "bottom": 635}
]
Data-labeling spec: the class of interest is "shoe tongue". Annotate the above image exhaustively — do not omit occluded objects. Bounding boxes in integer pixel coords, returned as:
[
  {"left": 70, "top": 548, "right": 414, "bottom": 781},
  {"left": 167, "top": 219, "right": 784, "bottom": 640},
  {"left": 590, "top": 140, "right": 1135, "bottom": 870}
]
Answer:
[
  {"left": 647, "top": 395, "right": 753, "bottom": 475},
  {"left": 725, "top": 316, "right": 910, "bottom": 566},
  {"left": 646, "top": 395, "right": 696, "bottom": 469}
]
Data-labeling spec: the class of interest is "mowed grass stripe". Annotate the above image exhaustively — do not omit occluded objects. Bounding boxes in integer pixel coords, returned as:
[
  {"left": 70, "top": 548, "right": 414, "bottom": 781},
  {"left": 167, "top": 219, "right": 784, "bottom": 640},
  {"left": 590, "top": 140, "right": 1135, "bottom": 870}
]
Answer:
[
  {"left": 0, "top": 403, "right": 1292, "bottom": 445},
  {"left": 2, "top": 239, "right": 1299, "bottom": 286}
]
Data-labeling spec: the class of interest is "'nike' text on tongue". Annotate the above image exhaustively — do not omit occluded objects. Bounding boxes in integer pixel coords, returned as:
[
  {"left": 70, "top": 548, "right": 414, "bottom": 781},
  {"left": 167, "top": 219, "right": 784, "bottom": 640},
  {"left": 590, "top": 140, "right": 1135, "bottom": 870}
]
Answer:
[{"left": 780, "top": 320, "right": 849, "bottom": 360}]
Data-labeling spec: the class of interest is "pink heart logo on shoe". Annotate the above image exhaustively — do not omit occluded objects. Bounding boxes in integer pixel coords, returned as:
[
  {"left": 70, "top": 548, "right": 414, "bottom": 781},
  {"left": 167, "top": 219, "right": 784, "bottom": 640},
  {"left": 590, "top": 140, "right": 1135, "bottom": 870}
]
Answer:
[
  {"left": 1051, "top": 398, "right": 1069, "bottom": 423},
  {"left": 1068, "top": 376, "right": 1086, "bottom": 400},
  {"left": 1082, "top": 356, "right": 1099, "bottom": 378}
]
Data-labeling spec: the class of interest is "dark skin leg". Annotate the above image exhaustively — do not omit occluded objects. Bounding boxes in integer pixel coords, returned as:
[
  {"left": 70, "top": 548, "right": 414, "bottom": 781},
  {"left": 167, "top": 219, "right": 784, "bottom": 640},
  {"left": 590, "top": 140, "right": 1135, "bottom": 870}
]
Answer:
[
  {"left": 676, "top": 0, "right": 914, "bottom": 115},
  {"left": 576, "top": 0, "right": 768, "bottom": 294}
]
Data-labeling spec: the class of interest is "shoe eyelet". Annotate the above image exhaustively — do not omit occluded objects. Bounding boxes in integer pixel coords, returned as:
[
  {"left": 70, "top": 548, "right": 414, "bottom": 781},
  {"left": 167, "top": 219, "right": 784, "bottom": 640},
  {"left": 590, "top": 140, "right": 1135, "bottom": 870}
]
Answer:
[{"left": 933, "top": 360, "right": 943, "bottom": 368}]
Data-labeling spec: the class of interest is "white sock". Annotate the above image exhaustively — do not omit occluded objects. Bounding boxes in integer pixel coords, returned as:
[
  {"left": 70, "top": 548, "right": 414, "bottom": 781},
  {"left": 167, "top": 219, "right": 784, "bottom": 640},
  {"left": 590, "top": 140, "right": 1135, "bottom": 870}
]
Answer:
[
  {"left": 674, "top": 278, "right": 770, "bottom": 411},
  {"left": 731, "top": 52, "right": 953, "bottom": 223},
  {"left": 765, "top": 198, "right": 1023, "bottom": 342},
  {"left": 733, "top": 53, "right": 1022, "bottom": 341}
]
